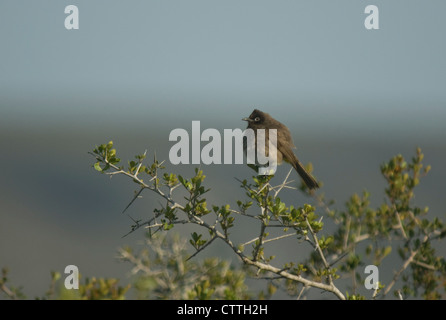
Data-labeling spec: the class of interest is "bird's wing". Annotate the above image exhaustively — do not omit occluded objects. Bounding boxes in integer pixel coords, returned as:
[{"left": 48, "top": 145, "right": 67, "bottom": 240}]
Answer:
[{"left": 276, "top": 127, "right": 296, "bottom": 150}]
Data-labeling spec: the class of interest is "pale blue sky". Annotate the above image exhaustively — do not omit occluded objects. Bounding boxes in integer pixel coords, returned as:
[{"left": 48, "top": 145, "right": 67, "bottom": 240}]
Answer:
[{"left": 1, "top": 1, "right": 445, "bottom": 132}]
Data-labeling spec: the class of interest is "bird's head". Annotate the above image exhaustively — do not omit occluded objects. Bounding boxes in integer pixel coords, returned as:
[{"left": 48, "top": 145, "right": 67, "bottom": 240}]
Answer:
[{"left": 242, "top": 109, "right": 267, "bottom": 128}]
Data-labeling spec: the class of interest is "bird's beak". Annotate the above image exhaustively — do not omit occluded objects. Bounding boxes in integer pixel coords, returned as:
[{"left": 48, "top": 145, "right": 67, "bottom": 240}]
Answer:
[{"left": 242, "top": 117, "right": 252, "bottom": 122}]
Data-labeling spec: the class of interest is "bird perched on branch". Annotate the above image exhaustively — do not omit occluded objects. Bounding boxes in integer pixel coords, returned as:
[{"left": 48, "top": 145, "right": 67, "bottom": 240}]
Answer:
[{"left": 242, "top": 109, "right": 319, "bottom": 190}]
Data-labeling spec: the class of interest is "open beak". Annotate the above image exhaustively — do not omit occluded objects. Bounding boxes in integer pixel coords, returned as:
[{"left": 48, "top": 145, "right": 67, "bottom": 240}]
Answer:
[{"left": 242, "top": 117, "right": 252, "bottom": 122}]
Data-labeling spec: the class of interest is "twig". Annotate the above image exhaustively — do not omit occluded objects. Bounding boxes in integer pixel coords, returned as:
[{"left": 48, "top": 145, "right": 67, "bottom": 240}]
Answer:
[
  {"left": 122, "top": 187, "right": 145, "bottom": 214},
  {"left": 134, "top": 150, "right": 148, "bottom": 177},
  {"left": 382, "top": 250, "right": 417, "bottom": 297},
  {"left": 253, "top": 217, "right": 267, "bottom": 262},
  {"left": 242, "top": 233, "right": 295, "bottom": 247},
  {"left": 305, "top": 216, "right": 334, "bottom": 285},
  {"left": 238, "top": 255, "right": 345, "bottom": 300},
  {"left": 186, "top": 236, "right": 217, "bottom": 261},
  {"left": 273, "top": 168, "right": 295, "bottom": 197},
  {"left": 372, "top": 284, "right": 380, "bottom": 299},
  {"left": 0, "top": 283, "right": 18, "bottom": 300},
  {"left": 411, "top": 259, "right": 436, "bottom": 271},
  {"left": 394, "top": 207, "right": 408, "bottom": 240},
  {"left": 343, "top": 215, "right": 351, "bottom": 251},
  {"left": 297, "top": 285, "right": 308, "bottom": 300},
  {"left": 382, "top": 234, "right": 429, "bottom": 297}
]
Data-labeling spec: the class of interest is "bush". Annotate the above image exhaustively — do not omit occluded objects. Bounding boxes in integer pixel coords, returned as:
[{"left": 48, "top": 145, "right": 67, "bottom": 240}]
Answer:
[{"left": 2, "top": 146, "right": 444, "bottom": 300}]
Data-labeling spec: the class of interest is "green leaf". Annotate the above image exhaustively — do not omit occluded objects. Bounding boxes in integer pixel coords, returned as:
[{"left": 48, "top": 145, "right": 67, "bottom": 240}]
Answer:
[{"left": 94, "top": 162, "right": 102, "bottom": 172}]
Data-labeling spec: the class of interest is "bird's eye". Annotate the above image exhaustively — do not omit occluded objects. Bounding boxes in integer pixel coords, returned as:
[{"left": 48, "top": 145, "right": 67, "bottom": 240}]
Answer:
[{"left": 254, "top": 117, "right": 260, "bottom": 122}]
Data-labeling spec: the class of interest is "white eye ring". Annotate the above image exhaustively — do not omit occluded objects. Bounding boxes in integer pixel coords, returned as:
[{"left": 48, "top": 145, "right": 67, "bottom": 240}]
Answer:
[{"left": 254, "top": 117, "right": 260, "bottom": 122}]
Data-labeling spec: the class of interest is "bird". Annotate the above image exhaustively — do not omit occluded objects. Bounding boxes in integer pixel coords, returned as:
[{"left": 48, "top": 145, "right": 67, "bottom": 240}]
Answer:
[{"left": 242, "top": 109, "right": 319, "bottom": 190}]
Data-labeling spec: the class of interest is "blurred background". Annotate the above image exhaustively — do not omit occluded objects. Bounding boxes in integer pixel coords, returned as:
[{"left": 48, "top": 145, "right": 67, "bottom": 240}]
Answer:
[{"left": 1, "top": 0, "right": 445, "bottom": 299}]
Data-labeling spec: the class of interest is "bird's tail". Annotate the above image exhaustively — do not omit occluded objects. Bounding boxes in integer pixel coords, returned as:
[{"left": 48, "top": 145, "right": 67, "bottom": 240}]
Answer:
[{"left": 292, "top": 159, "right": 319, "bottom": 190}]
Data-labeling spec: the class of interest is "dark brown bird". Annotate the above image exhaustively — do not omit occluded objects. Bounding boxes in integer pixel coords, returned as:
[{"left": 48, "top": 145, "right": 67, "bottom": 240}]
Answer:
[{"left": 242, "top": 109, "right": 319, "bottom": 190}]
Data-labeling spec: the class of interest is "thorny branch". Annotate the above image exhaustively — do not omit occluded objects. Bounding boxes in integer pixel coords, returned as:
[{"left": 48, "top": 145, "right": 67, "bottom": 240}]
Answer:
[
  {"left": 92, "top": 144, "right": 446, "bottom": 300},
  {"left": 91, "top": 147, "right": 346, "bottom": 300}
]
